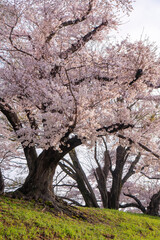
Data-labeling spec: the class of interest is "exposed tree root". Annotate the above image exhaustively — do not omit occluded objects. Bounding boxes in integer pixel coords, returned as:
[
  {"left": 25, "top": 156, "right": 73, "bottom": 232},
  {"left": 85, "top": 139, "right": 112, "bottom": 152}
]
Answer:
[{"left": 4, "top": 191, "right": 87, "bottom": 219}]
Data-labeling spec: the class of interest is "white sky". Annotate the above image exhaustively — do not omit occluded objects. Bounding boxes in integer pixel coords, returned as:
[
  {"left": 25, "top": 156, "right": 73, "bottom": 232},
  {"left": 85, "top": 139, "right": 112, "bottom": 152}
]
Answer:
[{"left": 118, "top": 0, "right": 160, "bottom": 50}]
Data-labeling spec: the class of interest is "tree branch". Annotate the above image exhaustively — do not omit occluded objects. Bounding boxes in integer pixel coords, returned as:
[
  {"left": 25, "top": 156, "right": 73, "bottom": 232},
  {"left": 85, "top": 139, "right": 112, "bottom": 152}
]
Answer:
[
  {"left": 59, "top": 135, "right": 83, "bottom": 158},
  {"left": 0, "top": 98, "right": 22, "bottom": 132},
  {"left": 69, "top": 149, "right": 98, "bottom": 207},
  {"left": 46, "top": 0, "right": 94, "bottom": 43},
  {"left": 25, "top": 109, "right": 38, "bottom": 130},
  {"left": 123, "top": 192, "right": 146, "bottom": 213},
  {"left": 122, "top": 152, "right": 141, "bottom": 185},
  {"left": 129, "top": 69, "right": 143, "bottom": 86},
  {"left": 118, "top": 134, "right": 160, "bottom": 159},
  {"left": 140, "top": 172, "right": 160, "bottom": 180},
  {"left": 69, "top": 75, "right": 116, "bottom": 86},
  {"left": 58, "top": 162, "right": 76, "bottom": 180},
  {"left": 61, "top": 157, "right": 77, "bottom": 173},
  {"left": 59, "top": 20, "right": 108, "bottom": 59},
  {"left": 101, "top": 137, "right": 113, "bottom": 173},
  {"left": 53, "top": 183, "right": 78, "bottom": 188},
  {"left": 0, "top": 99, "right": 37, "bottom": 166},
  {"left": 97, "top": 123, "right": 134, "bottom": 133},
  {"left": 119, "top": 202, "right": 146, "bottom": 213},
  {"left": 59, "top": 196, "right": 84, "bottom": 207},
  {"left": 0, "top": 56, "right": 12, "bottom": 66},
  {"left": 8, "top": 17, "right": 35, "bottom": 59}
]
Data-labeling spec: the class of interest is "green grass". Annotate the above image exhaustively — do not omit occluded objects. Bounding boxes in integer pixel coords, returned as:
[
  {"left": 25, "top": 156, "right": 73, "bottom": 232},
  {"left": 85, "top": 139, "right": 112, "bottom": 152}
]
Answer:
[{"left": 0, "top": 196, "right": 160, "bottom": 239}]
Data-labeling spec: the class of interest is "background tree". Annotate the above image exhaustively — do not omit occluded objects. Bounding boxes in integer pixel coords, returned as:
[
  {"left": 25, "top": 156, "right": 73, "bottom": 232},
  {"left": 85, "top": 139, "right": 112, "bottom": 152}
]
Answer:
[
  {"left": 120, "top": 162, "right": 160, "bottom": 216},
  {"left": 58, "top": 149, "right": 99, "bottom": 208},
  {"left": 56, "top": 137, "right": 142, "bottom": 209},
  {"left": 0, "top": 0, "right": 160, "bottom": 210},
  {"left": 55, "top": 139, "right": 160, "bottom": 216}
]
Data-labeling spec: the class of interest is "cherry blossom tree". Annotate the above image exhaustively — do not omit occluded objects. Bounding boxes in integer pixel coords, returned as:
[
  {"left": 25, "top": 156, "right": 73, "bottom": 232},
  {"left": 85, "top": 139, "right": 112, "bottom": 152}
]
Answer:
[
  {"left": 0, "top": 0, "right": 160, "bottom": 209},
  {"left": 120, "top": 161, "right": 160, "bottom": 216},
  {"left": 56, "top": 138, "right": 141, "bottom": 209},
  {"left": 56, "top": 142, "right": 160, "bottom": 216}
]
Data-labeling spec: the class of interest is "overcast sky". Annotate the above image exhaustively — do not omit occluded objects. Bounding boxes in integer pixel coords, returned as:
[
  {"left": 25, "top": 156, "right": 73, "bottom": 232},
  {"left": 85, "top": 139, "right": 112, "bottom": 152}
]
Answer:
[{"left": 118, "top": 0, "right": 160, "bottom": 50}]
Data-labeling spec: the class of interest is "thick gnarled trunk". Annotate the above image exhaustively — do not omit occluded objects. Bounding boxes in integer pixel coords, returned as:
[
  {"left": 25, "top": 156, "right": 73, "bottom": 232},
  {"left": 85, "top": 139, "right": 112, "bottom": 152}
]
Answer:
[
  {"left": 17, "top": 162, "right": 57, "bottom": 202},
  {"left": 14, "top": 149, "right": 59, "bottom": 207}
]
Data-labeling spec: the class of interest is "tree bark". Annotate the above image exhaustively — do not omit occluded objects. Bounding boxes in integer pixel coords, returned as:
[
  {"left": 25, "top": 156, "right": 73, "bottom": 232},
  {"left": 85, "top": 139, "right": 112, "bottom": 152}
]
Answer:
[
  {"left": 109, "top": 146, "right": 127, "bottom": 209},
  {"left": 94, "top": 142, "right": 111, "bottom": 208},
  {"left": 146, "top": 190, "right": 160, "bottom": 216},
  {"left": 0, "top": 168, "right": 4, "bottom": 194},
  {"left": 59, "top": 149, "right": 99, "bottom": 208},
  {"left": 95, "top": 164, "right": 108, "bottom": 208},
  {"left": 75, "top": 174, "right": 99, "bottom": 207},
  {"left": 69, "top": 150, "right": 99, "bottom": 208},
  {"left": 121, "top": 193, "right": 146, "bottom": 214},
  {"left": 13, "top": 148, "right": 60, "bottom": 208}
]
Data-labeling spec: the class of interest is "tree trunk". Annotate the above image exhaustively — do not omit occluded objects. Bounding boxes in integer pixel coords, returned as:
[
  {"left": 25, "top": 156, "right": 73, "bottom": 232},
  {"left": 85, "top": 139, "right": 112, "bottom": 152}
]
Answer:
[
  {"left": 76, "top": 175, "right": 99, "bottom": 207},
  {"left": 95, "top": 167, "right": 108, "bottom": 208},
  {"left": 109, "top": 145, "right": 127, "bottom": 209},
  {"left": 94, "top": 147, "right": 110, "bottom": 208},
  {"left": 17, "top": 163, "right": 56, "bottom": 202},
  {"left": 0, "top": 168, "right": 4, "bottom": 194},
  {"left": 69, "top": 150, "right": 99, "bottom": 208},
  {"left": 146, "top": 190, "right": 160, "bottom": 216},
  {"left": 109, "top": 175, "right": 121, "bottom": 209},
  {"left": 14, "top": 149, "right": 59, "bottom": 207}
]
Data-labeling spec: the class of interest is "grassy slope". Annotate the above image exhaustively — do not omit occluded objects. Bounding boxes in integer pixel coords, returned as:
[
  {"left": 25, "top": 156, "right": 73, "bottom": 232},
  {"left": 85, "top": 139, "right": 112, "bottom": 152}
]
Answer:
[{"left": 0, "top": 196, "right": 160, "bottom": 240}]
